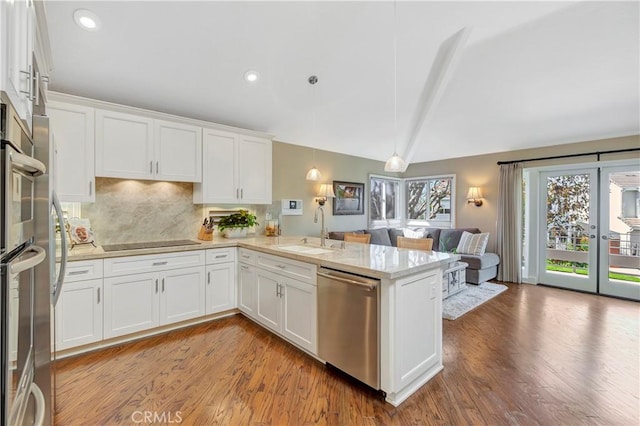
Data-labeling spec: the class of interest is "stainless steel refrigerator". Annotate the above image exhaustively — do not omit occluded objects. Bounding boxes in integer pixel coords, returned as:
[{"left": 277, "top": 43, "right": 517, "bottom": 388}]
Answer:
[{"left": 2, "top": 86, "right": 63, "bottom": 425}]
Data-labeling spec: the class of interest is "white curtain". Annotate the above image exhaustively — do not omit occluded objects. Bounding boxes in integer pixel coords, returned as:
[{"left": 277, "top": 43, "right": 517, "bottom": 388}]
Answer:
[{"left": 497, "top": 163, "right": 523, "bottom": 283}]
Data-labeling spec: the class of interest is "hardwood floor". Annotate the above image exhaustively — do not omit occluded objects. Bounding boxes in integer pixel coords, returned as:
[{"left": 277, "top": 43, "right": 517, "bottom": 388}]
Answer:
[{"left": 54, "top": 283, "right": 639, "bottom": 425}]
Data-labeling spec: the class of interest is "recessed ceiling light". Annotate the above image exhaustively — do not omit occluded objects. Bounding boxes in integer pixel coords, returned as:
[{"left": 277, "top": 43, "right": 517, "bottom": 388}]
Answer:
[
  {"left": 73, "top": 9, "right": 100, "bottom": 31},
  {"left": 244, "top": 70, "right": 260, "bottom": 83}
]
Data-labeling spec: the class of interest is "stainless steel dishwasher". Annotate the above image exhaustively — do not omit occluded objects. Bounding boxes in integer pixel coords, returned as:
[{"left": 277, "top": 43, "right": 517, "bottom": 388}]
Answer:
[{"left": 317, "top": 267, "right": 380, "bottom": 390}]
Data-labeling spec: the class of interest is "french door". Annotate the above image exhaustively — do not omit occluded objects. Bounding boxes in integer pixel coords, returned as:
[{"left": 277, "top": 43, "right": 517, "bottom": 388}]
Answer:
[
  {"left": 539, "top": 169, "right": 599, "bottom": 293},
  {"left": 538, "top": 164, "right": 640, "bottom": 300},
  {"left": 599, "top": 165, "right": 640, "bottom": 300}
]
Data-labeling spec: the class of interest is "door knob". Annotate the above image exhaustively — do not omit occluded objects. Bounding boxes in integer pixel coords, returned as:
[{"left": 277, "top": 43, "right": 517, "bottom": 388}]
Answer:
[
  {"left": 590, "top": 235, "right": 596, "bottom": 239},
  {"left": 601, "top": 235, "right": 608, "bottom": 240}
]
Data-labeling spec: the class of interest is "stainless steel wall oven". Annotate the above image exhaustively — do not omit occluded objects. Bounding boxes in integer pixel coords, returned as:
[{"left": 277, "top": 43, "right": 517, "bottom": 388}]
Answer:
[{"left": 1, "top": 97, "right": 48, "bottom": 425}]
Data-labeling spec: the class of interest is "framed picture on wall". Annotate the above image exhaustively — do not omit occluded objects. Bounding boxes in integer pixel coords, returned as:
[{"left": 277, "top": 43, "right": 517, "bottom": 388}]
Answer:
[{"left": 333, "top": 181, "right": 365, "bottom": 215}]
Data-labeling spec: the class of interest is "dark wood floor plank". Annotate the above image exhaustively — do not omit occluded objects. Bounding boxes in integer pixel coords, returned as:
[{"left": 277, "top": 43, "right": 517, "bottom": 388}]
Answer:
[{"left": 54, "top": 283, "right": 639, "bottom": 425}]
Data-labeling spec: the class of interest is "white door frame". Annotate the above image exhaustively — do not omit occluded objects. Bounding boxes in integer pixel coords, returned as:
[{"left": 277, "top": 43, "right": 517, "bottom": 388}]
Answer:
[{"left": 524, "top": 159, "right": 637, "bottom": 291}]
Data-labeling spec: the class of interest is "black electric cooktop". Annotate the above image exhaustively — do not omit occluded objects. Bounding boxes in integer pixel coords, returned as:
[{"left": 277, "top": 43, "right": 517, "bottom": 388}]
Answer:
[{"left": 101, "top": 240, "right": 201, "bottom": 252}]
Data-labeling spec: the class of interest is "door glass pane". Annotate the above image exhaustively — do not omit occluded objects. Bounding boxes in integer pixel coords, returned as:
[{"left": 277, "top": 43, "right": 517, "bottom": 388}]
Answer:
[
  {"left": 545, "top": 173, "right": 591, "bottom": 278},
  {"left": 606, "top": 171, "right": 640, "bottom": 285}
]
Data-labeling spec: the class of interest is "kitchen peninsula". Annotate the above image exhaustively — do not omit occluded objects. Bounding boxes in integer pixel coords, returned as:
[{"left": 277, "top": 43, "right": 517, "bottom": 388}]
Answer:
[{"left": 59, "top": 236, "right": 458, "bottom": 406}]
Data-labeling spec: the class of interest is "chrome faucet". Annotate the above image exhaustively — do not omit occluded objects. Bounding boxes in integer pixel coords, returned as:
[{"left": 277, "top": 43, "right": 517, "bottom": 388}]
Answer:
[{"left": 314, "top": 205, "right": 328, "bottom": 247}]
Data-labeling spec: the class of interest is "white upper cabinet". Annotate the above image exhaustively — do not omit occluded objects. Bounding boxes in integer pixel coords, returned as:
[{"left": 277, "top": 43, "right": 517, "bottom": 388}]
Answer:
[
  {"left": 48, "top": 101, "right": 95, "bottom": 202},
  {"left": 154, "top": 119, "right": 202, "bottom": 182},
  {"left": 95, "top": 109, "right": 202, "bottom": 182},
  {"left": 95, "top": 109, "right": 154, "bottom": 180},
  {"left": 238, "top": 135, "right": 272, "bottom": 204},
  {"left": 194, "top": 129, "right": 272, "bottom": 204},
  {"left": 195, "top": 129, "right": 238, "bottom": 203},
  {"left": 2, "top": 0, "right": 35, "bottom": 130}
]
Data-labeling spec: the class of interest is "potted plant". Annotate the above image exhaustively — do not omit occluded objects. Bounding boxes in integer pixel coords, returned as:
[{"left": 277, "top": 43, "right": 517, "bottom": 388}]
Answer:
[{"left": 217, "top": 210, "right": 259, "bottom": 238}]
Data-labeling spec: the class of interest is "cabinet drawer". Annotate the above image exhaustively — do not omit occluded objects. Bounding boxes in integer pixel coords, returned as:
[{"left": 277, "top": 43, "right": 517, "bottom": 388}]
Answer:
[
  {"left": 257, "top": 253, "right": 316, "bottom": 284},
  {"left": 206, "top": 247, "right": 236, "bottom": 264},
  {"left": 104, "top": 250, "right": 205, "bottom": 277},
  {"left": 65, "top": 260, "right": 104, "bottom": 282},
  {"left": 238, "top": 248, "right": 257, "bottom": 265}
]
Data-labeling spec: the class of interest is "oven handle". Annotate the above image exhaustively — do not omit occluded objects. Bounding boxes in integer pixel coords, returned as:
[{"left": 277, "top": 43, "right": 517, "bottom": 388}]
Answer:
[
  {"left": 52, "top": 191, "right": 67, "bottom": 306},
  {"left": 9, "top": 149, "right": 46, "bottom": 177},
  {"left": 9, "top": 245, "right": 46, "bottom": 275}
]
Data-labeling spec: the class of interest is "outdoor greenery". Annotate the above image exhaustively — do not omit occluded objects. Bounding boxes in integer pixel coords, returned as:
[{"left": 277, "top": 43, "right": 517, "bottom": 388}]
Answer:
[
  {"left": 546, "top": 262, "right": 640, "bottom": 283},
  {"left": 217, "top": 210, "right": 258, "bottom": 232},
  {"left": 546, "top": 173, "right": 590, "bottom": 238}
]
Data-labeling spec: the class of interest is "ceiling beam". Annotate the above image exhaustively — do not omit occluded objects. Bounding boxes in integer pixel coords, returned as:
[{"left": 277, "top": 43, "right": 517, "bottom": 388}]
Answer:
[{"left": 400, "top": 27, "right": 472, "bottom": 170}]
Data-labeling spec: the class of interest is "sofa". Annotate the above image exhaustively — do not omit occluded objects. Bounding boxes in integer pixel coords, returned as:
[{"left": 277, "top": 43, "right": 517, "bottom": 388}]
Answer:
[{"left": 328, "top": 227, "right": 500, "bottom": 285}]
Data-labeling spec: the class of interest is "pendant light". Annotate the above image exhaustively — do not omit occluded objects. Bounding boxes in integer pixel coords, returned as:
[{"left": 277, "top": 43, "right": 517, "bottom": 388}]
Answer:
[
  {"left": 306, "top": 75, "right": 323, "bottom": 181},
  {"left": 384, "top": 0, "right": 406, "bottom": 173}
]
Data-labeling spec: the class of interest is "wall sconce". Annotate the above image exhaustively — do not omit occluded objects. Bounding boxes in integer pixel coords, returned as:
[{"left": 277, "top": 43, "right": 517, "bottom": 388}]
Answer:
[
  {"left": 316, "top": 183, "right": 335, "bottom": 206},
  {"left": 466, "top": 187, "right": 483, "bottom": 206}
]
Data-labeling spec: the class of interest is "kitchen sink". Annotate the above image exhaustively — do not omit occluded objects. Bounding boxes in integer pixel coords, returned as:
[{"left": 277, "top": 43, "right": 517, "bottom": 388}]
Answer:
[
  {"left": 277, "top": 245, "right": 334, "bottom": 255},
  {"left": 101, "top": 240, "right": 201, "bottom": 252}
]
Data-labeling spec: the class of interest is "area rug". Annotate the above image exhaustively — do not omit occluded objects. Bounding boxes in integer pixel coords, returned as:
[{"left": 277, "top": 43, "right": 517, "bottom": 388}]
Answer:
[{"left": 442, "top": 282, "right": 508, "bottom": 320}]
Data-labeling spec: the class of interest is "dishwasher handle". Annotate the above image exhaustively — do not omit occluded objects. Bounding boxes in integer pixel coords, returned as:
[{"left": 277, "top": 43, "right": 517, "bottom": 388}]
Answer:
[{"left": 317, "top": 271, "right": 377, "bottom": 291}]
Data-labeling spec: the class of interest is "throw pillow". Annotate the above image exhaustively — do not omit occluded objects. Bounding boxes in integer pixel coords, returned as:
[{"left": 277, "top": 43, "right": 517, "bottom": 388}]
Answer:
[
  {"left": 403, "top": 228, "right": 425, "bottom": 239},
  {"left": 456, "top": 231, "right": 489, "bottom": 256},
  {"left": 365, "top": 228, "right": 392, "bottom": 246}
]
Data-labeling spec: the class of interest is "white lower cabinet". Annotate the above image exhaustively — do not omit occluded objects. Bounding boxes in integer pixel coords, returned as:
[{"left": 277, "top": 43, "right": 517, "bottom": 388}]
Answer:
[
  {"left": 205, "top": 262, "right": 236, "bottom": 314},
  {"left": 256, "top": 269, "right": 281, "bottom": 332},
  {"left": 104, "top": 272, "right": 158, "bottom": 339},
  {"left": 238, "top": 264, "right": 257, "bottom": 318},
  {"left": 104, "top": 265, "right": 206, "bottom": 339},
  {"left": 55, "top": 260, "right": 104, "bottom": 350},
  {"left": 205, "top": 248, "right": 237, "bottom": 315},
  {"left": 281, "top": 276, "right": 317, "bottom": 352},
  {"left": 103, "top": 251, "right": 206, "bottom": 339},
  {"left": 243, "top": 250, "right": 317, "bottom": 354},
  {"left": 160, "top": 266, "right": 206, "bottom": 325}
]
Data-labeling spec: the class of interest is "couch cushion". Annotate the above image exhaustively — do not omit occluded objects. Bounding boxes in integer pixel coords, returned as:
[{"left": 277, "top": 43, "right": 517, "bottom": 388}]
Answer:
[
  {"left": 460, "top": 253, "right": 500, "bottom": 270},
  {"left": 423, "top": 228, "right": 442, "bottom": 250},
  {"left": 388, "top": 228, "right": 404, "bottom": 247},
  {"left": 328, "top": 230, "right": 364, "bottom": 241},
  {"left": 466, "top": 265, "right": 498, "bottom": 285},
  {"left": 439, "top": 228, "right": 480, "bottom": 252},
  {"left": 403, "top": 228, "right": 425, "bottom": 238},
  {"left": 365, "top": 228, "right": 392, "bottom": 246},
  {"left": 457, "top": 231, "right": 490, "bottom": 256}
]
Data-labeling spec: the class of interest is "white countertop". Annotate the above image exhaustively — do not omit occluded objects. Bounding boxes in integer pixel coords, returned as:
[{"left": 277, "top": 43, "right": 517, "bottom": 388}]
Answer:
[{"left": 64, "top": 235, "right": 459, "bottom": 280}]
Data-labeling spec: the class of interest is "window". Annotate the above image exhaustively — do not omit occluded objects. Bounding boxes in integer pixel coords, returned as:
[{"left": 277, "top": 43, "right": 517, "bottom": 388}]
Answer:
[
  {"left": 406, "top": 176, "right": 455, "bottom": 228},
  {"left": 369, "top": 174, "right": 456, "bottom": 229},
  {"left": 369, "top": 175, "right": 401, "bottom": 228}
]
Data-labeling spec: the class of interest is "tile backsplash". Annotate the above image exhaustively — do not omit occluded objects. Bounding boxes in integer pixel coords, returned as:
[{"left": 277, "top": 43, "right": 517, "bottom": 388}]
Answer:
[{"left": 80, "top": 178, "right": 265, "bottom": 245}]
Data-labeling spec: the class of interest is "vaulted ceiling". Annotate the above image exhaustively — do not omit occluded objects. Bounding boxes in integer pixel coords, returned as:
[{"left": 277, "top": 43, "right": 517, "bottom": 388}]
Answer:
[{"left": 44, "top": 1, "right": 639, "bottom": 165}]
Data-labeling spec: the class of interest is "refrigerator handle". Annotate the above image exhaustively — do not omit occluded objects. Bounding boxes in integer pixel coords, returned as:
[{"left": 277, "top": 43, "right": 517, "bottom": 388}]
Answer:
[
  {"left": 52, "top": 191, "right": 68, "bottom": 306},
  {"left": 30, "top": 383, "right": 46, "bottom": 426}
]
